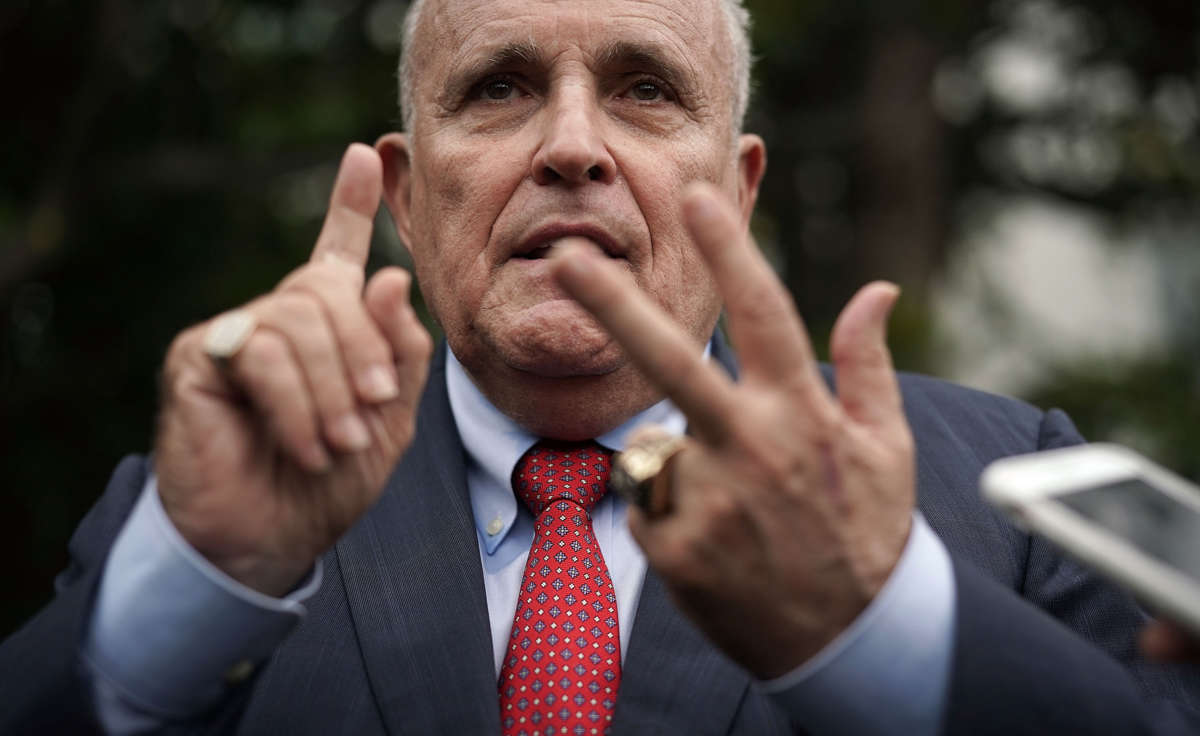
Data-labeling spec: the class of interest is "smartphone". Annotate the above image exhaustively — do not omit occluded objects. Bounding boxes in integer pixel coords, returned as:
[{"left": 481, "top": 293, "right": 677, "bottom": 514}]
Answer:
[{"left": 982, "top": 443, "right": 1200, "bottom": 637}]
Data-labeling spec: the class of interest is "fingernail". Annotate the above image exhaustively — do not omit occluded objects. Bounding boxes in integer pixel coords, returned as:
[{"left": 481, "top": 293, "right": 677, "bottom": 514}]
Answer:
[
  {"left": 548, "top": 240, "right": 595, "bottom": 278},
  {"left": 683, "top": 185, "right": 719, "bottom": 222},
  {"left": 358, "top": 364, "right": 400, "bottom": 402},
  {"left": 332, "top": 413, "right": 371, "bottom": 451}
]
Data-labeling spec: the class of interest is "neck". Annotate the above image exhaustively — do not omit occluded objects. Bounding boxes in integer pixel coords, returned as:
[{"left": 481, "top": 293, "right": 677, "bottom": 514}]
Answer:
[{"left": 461, "top": 360, "right": 664, "bottom": 441}]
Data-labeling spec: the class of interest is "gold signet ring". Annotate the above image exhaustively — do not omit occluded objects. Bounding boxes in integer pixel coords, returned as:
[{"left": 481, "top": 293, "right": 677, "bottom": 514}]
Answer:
[
  {"left": 203, "top": 309, "right": 258, "bottom": 366},
  {"left": 611, "top": 434, "right": 685, "bottom": 517}
]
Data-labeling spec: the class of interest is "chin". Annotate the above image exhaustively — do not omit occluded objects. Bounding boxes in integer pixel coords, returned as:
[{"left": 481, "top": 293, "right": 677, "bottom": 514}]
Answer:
[
  {"left": 451, "top": 309, "right": 664, "bottom": 440},
  {"left": 479, "top": 301, "right": 626, "bottom": 378},
  {"left": 496, "top": 333, "right": 625, "bottom": 379}
]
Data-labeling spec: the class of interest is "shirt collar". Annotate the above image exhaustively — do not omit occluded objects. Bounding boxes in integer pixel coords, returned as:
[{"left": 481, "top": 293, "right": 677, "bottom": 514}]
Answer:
[{"left": 445, "top": 346, "right": 696, "bottom": 553}]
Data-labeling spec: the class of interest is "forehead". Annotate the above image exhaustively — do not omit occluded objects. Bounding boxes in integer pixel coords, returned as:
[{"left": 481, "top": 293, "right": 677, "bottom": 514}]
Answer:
[{"left": 415, "top": 0, "right": 728, "bottom": 74}]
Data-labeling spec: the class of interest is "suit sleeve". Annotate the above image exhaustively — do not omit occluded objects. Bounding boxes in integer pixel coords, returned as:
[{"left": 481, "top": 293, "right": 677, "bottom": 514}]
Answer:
[
  {"left": 942, "top": 408, "right": 1200, "bottom": 735},
  {"left": 0, "top": 456, "right": 265, "bottom": 736},
  {"left": 0, "top": 455, "right": 146, "bottom": 735}
]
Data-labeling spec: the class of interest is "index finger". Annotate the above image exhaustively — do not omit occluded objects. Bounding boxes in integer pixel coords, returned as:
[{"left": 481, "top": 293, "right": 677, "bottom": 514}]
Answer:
[
  {"left": 550, "top": 239, "right": 738, "bottom": 443},
  {"left": 682, "top": 183, "right": 824, "bottom": 392},
  {"left": 310, "top": 143, "right": 383, "bottom": 271}
]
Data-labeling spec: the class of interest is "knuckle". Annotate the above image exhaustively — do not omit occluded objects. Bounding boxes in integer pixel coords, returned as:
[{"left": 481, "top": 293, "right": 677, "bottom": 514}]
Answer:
[
  {"left": 164, "top": 327, "right": 199, "bottom": 369},
  {"left": 652, "top": 537, "right": 696, "bottom": 579},
  {"left": 409, "top": 325, "right": 434, "bottom": 360},
  {"left": 239, "top": 330, "right": 291, "bottom": 375},
  {"left": 700, "top": 490, "right": 742, "bottom": 531},
  {"left": 804, "top": 400, "right": 844, "bottom": 438},
  {"left": 311, "top": 256, "right": 362, "bottom": 287},
  {"left": 275, "top": 291, "right": 325, "bottom": 324},
  {"left": 373, "top": 265, "right": 412, "bottom": 295},
  {"left": 159, "top": 363, "right": 188, "bottom": 405},
  {"left": 828, "top": 336, "right": 853, "bottom": 366},
  {"left": 277, "top": 262, "right": 320, "bottom": 292},
  {"left": 831, "top": 336, "right": 889, "bottom": 369},
  {"left": 346, "top": 322, "right": 392, "bottom": 366},
  {"left": 668, "top": 542, "right": 712, "bottom": 593},
  {"left": 728, "top": 282, "right": 789, "bottom": 325},
  {"left": 757, "top": 449, "right": 804, "bottom": 493},
  {"left": 280, "top": 262, "right": 352, "bottom": 300},
  {"left": 160, "top": 326, "right": 209, "bottom": 399}
]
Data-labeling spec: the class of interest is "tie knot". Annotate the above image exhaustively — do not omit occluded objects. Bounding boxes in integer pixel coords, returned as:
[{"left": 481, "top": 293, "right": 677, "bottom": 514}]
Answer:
[{"left": 513, "top": 441, "right": 611, "bottom": 517}]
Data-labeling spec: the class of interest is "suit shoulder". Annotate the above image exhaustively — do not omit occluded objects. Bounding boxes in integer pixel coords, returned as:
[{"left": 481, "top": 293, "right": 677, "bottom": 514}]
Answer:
[
  {"left": 895, "top": 371, "right": 1040, "bottom": 420},
  {"left": 892, "top": 371, "right": 1080, "bottom": 458}
]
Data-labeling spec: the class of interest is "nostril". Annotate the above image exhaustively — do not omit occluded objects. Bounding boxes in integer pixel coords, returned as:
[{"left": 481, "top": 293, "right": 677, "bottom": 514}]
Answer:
[
  {"left": 542, "top": 166, "right": 561, "bottom": 183},
  {"left": 587, "top": 165, "right": 603, "bottom": 181}
]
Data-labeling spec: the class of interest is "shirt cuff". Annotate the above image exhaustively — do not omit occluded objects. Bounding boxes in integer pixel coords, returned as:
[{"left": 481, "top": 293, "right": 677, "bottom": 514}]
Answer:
[
  {"left": 757, "top": 512, "right": 956, "bottom": 736},
  {"left": 84, "top": 474, "right": 322, "bottom": 718}
]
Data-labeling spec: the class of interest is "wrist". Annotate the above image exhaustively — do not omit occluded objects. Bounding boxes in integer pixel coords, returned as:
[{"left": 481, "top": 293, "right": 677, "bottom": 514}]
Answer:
[
  {"left": 207, "top": 553, "right": 313, "bottom": 598},
  {"left": 159, "top": 501, "right": 313, "bottom": 597}
]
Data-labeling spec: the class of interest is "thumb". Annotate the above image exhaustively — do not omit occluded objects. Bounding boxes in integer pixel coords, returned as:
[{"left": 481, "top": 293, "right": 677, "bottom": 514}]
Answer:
[{"left": 830, "top": 281, "right": 903, "bottom": 429}]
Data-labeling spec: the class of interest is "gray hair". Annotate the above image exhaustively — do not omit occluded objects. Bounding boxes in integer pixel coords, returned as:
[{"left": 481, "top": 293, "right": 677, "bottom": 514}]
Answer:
[{"left": 396, "top": 0, "right": 753, "bottom": 135}]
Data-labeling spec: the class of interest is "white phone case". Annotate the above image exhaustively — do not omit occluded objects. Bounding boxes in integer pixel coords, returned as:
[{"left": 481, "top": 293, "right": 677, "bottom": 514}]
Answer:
[{"left": 983, "top": 443, "right": 1200, "bottom": 637}]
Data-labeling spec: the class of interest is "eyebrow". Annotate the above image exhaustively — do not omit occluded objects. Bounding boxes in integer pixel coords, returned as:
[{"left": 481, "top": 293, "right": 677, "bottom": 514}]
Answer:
[
  {"left": 593, "top": 41, "right": 696, "bottom": 98},
  {"left": 439, "top": 38, "right": 701, "bottom": 109},
  {"left": 442, "top": 41, "right": 544, "bottom": 104},
  {"left": 485, "top": 41, "right": 543, "bottom": 72}
]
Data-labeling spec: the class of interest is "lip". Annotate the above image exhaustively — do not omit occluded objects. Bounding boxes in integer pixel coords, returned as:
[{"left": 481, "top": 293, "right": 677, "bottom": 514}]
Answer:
[{"left": 510, "top": 223, "right": 627, "bottom": 260}]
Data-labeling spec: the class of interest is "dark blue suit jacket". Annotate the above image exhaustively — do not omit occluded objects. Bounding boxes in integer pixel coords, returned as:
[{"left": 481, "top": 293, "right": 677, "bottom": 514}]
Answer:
[{"left": 3, "top": 340, "right": 1200, "bottom": 734}]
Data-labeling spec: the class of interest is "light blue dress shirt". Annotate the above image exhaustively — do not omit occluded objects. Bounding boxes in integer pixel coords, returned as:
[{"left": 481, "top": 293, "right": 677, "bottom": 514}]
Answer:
[{"left": 86, "top": 347, "right": 956, "bottom": 735}]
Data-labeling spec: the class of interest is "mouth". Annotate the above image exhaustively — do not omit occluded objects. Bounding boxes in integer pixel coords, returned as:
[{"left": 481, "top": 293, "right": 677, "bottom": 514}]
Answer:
[{"left": 511, "top": 224, "right": 626, "bottom": 261}]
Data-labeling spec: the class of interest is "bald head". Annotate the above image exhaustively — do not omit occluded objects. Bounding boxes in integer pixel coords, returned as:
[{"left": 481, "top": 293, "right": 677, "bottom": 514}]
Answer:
[{"left": 395, "top": 0, "right": 753, "bottom": 136}]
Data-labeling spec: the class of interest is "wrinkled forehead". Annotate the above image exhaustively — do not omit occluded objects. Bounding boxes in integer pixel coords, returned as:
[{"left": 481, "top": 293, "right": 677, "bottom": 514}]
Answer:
[{"left": 412, "top": 0, "right": 730, "bottom": 88}]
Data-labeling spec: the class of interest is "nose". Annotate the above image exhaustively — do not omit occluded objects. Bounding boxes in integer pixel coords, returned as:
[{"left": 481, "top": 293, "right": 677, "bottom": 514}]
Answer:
[{"left": 531, "top": 89, "right": 617, "bottom": 186}]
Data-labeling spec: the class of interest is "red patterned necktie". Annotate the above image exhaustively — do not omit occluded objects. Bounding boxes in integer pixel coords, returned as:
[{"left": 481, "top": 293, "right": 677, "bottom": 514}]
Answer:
[{"left": 499, "top": 441, "right": 621, "bottom": 736}]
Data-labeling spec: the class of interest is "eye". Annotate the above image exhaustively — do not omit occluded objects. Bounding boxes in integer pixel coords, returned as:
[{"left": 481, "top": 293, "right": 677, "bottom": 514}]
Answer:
[
  {"left": 476, "top": 77, "right": 521, "bottom": 102},
  {"left": 628, "top": 80, "right": 668, "bottom": 102}
]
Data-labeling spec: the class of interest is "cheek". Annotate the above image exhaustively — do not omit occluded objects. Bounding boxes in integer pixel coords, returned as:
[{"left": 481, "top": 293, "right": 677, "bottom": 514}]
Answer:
[
  {"left": 649, "top": 245, "right": 720, "bottom": 328},
  {"left": 409, "top": 140, "right": 528, "bottom": 320},
  {"left": 636, "top": 200, "right": 722, "bottom": 343},
  {"left": 622, "top": 147, "right": 729, "bottom": 338},
  {"left": 416, "top": 137, "right": 530, "bottom": 245}
]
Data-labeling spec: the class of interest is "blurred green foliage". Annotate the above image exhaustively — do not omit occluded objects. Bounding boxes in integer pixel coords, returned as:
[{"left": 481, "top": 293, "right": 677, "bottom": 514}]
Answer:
[{"left": 1, "top": 0, "right": 1197, "bottom": 637}]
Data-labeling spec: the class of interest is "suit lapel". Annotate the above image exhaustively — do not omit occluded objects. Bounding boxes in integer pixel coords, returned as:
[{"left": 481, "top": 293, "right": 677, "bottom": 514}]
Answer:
[
  {"left": 611, "top": 571, "right": 751, "bottom": 734},
  {"left": 610, "top": 331, "right": 750, "bottom": 734},
  {"left": 336, "top": 347, "right": 501, "bottom": 735},
  {"left": 334, "top": 334, "right": 748, "bottom": 734}
]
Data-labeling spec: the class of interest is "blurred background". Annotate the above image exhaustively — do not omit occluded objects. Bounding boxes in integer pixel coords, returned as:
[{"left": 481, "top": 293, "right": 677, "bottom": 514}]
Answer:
[{"left": 1, "top": 0, "right": 1197, "bottom": 636}]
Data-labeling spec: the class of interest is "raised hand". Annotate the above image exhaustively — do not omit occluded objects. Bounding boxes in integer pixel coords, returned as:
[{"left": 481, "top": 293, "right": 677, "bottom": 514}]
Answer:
[
  {"left": 155, "top": 144, "right": 432, "bottom": 596},
  {"left": 551, "top": 183, "right": 914, "bottom": 678}
]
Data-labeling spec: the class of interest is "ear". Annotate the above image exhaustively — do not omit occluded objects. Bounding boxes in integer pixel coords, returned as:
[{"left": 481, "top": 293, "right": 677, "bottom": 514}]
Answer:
[
  {"left": 734, "top": 134, "right": 766, "bottom": 230},
  {"left": 375, "top": 132, "right": 414, "bottom": 255}
]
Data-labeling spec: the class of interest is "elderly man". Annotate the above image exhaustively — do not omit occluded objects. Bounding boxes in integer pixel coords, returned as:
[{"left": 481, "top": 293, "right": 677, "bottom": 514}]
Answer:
[{"left": 3, "top": 0, "right": 1199, "bottom": 733}]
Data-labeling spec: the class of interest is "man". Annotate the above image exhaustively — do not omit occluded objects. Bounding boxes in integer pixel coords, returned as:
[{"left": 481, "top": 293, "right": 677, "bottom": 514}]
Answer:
[{"left": 2, "top": 0, "right": 1199, "bottom": 733}]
